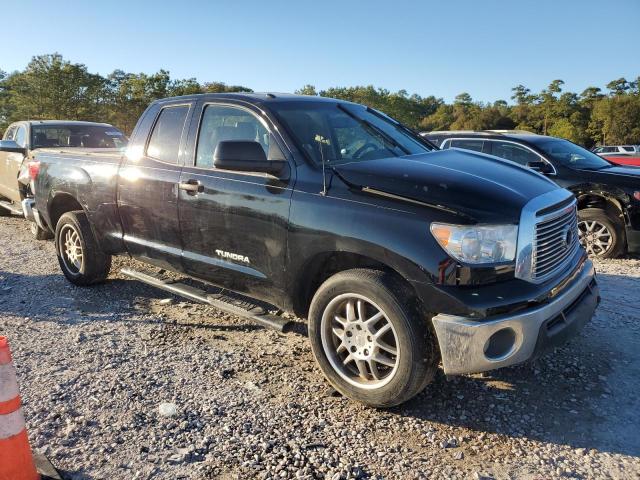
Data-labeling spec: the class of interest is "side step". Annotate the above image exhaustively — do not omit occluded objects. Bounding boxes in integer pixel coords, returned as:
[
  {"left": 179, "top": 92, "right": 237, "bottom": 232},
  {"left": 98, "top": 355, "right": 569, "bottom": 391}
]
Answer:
[
  {"left": 0, "top": 200, "right": 23, "bottom": 215},
  {"left": 121, "top": 268, "right": 291, "bottom": 332}
]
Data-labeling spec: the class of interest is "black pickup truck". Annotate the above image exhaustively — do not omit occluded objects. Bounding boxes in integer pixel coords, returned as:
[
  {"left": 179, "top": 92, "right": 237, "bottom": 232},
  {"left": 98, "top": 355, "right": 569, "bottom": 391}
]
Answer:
[{"left": 31, "top": 93, "right": 599, "bottom": 407}]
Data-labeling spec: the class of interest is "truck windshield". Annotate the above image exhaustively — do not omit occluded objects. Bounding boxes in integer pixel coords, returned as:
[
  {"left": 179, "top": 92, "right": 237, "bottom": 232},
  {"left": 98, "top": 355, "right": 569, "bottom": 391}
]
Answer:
[
  {"left": 271, "top": 101, "right": 433, "bottom": 165},
  {"left": 535, "top": 138, "right": 612, "bottom": 170},
  {"left": 31, "top": 124, "right": 128, "bottom": 149}
]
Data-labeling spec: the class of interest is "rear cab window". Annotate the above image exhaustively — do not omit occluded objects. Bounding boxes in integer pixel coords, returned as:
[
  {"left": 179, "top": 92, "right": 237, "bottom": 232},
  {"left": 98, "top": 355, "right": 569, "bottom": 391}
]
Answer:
[{"left": 31, "top": 124, "right": 128, "bottom": 149}]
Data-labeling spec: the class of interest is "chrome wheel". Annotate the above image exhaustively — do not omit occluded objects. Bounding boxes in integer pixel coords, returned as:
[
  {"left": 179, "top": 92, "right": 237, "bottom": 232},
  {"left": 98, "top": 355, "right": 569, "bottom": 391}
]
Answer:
[
  {"left": 60, "top": 224, "right": 83, "bottom": 273},
  {"left": 578, "top": 220, "right": 613, "bottom": 257},
  {"left": 320, "top": 293, "right": 399, "bottom": 389}
]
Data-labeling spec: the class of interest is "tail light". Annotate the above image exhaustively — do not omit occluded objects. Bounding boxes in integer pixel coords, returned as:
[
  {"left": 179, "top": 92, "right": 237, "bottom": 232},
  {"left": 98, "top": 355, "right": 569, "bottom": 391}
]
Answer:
[
  {"left": 27, "top": 161, "right": 40, "bottom": 181},
  {"left": 634, "top": 191, "right": 640, "bottom": 201}
]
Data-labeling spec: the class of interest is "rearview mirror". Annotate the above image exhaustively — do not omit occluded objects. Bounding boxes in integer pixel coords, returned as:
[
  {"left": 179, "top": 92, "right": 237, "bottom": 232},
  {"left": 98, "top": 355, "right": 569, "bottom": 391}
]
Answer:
[
  {"left": 213, "top": 141, "right": 288, "bottom": 178},
  {"left": 0, "top": 140, "right": 26, "bottom": 155},
  {"left": 526, "top": 160, "right": 553, "bottom": 174}
]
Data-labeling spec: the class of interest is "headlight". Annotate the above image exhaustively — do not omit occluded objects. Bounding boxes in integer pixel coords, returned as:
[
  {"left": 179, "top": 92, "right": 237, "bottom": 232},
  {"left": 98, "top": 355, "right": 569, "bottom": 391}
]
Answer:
[{"left": 430, "top": 223, "right": 518, "bottom": 264}]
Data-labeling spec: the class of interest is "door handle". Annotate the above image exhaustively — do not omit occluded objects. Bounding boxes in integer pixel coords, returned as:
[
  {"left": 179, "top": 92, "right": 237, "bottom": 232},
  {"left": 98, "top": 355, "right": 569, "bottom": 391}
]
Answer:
[{"left": 178, "top": 180, "right": 204, "bottom": 195}]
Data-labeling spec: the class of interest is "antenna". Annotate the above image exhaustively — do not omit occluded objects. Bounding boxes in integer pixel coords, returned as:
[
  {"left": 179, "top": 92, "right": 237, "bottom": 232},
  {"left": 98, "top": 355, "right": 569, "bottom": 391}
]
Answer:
[{"left": 315, "top": 134, "right": 330, "bottom": 196}]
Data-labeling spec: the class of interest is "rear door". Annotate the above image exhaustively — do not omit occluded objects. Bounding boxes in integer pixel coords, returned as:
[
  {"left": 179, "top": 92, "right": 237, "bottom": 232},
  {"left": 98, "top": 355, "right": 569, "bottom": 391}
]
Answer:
[
  {"left": 178, "top": 100, "right": 294, "bottom": 302},
  {"left": 117, "top": 102, "right": 194, "bottom": 270}
]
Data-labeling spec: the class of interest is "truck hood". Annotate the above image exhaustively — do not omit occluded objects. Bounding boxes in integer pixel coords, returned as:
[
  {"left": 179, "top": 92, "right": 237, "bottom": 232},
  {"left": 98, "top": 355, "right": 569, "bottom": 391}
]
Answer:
[{"left": 333, "top": 149, "right": 559, "bottom": 223}]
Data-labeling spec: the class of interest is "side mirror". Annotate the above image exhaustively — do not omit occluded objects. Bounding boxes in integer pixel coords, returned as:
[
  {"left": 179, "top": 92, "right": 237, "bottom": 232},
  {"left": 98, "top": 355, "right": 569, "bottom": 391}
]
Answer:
[
  {"left": 527, "top": 160, "right": 553, "bottom": 174},
  {"left": 213, "top": 141, "right": 288, "bottom": 178},
  {"left": 0, "top": 140, "right": 26, "bottom": 155}
]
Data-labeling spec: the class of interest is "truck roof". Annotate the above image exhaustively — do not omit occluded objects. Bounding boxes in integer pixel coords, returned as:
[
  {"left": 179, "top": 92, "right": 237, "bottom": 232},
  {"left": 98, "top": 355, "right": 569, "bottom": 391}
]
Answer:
[
  {"left": 153, "top": 92, "right": 349, "bottom": 105},
  {"left": 25, "top": 120, "right": 114, "bottom": 127}
]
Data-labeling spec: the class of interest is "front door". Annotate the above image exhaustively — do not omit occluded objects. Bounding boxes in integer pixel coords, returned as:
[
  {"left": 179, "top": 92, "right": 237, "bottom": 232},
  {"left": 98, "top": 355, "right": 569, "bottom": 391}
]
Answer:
[
  {"left": 117, "top": 103, "right": 193, "bottom": 271},
  {"left": 0, "top": 124, "right": 27, "bottom": 203},
  {"left": 178, "top": 101, "right": 294, "bottom": 303}
]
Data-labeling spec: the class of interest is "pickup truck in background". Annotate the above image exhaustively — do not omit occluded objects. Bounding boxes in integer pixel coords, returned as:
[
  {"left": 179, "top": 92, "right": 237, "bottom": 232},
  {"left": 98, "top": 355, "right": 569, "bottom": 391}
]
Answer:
[
  {"left": 0, "top": 120, "right": 127, "bottom": 238},
  {"left": 31, "top": 93, "right": 599, "bottom": 407}
]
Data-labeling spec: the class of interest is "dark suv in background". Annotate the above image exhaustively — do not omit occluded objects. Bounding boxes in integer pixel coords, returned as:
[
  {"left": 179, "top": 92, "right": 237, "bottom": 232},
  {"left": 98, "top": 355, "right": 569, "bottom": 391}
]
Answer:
[{"left": 422, "top": 131, "right": 640, "bottom": 258}]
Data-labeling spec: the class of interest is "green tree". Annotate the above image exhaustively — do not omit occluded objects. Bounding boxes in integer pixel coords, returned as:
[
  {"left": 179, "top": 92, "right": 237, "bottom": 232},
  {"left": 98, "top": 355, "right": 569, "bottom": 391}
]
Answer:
[{"left": 295, "top": 84, "right": 318, "bottom": 96}]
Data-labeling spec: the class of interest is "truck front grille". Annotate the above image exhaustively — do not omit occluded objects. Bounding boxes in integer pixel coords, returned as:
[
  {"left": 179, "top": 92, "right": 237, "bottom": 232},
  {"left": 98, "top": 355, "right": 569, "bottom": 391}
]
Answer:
[{"left": 532, "top": 203, "right": 579, "bottom": 282}]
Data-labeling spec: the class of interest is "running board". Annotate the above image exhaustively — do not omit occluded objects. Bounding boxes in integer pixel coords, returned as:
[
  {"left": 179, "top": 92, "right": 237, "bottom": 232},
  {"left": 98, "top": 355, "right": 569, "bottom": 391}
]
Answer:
[
  {"left": 120, "top": 268, "right": 291, "bottom": 332},
  {"left": 0, "top": 200, "right": 23, "bottom": 215}
]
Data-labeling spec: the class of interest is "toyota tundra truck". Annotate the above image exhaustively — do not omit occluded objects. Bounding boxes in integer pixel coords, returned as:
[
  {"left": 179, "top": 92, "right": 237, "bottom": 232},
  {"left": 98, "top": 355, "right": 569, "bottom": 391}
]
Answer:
[{"left": 30, "top": 93, "right": 599, "bottom": 407}]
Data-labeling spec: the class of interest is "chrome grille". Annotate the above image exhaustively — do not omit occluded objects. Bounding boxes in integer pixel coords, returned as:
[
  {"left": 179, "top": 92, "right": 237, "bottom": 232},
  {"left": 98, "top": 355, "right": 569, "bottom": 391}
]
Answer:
[{"left": 532, "top": 203, "right": 579, "bottom": 281}]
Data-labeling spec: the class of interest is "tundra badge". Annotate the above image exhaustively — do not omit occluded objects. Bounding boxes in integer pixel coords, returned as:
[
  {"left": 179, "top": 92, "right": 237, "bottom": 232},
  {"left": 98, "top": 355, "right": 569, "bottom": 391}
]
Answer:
[{"left": 215, "top": 250, "right": 250, "bottom": 264}]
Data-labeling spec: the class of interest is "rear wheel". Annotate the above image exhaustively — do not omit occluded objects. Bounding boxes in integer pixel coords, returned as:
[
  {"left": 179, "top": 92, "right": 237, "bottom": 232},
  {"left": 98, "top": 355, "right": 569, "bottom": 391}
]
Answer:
[
  {"left": 308, "top": 269, "right": 439, "bottom": 407},
  {"left": 55, "top": 211, "right": 111, "bottom": 286},
  {"left": 578, "top": 208, "right": 624, "bottom": 259}
]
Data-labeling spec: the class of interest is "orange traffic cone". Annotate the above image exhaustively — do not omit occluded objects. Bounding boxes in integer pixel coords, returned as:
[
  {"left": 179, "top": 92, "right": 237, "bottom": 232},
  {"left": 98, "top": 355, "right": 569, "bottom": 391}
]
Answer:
[{"left": 0, "top": 336, "right": 40, "bottom": 480}]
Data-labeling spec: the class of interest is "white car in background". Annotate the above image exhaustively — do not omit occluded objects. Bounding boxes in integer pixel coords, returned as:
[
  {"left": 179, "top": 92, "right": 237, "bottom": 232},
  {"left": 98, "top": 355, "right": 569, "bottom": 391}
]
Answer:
[{"left": 592, "top": 145, "right": 640, "bottom": 156}]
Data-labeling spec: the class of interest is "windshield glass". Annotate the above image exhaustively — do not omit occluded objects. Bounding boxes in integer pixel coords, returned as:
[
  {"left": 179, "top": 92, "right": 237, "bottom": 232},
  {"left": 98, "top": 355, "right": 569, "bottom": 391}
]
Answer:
[
  {"left": 271, "top": 101, "right": 433, "bottom": 165},
  {"left": 535, "top": 138, "right": 611, "bottom": 170},
  {"left": 31, "top": 124, "right": 128, "bottom": 149}
]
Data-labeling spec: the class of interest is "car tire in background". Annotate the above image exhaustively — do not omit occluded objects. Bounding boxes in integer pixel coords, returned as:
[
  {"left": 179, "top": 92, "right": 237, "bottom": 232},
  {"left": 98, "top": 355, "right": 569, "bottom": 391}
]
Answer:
[
  {"left": 31, "top": 222, "right": 53, "bottom": 240},
  {"left": 578, "top": 208, "right": 624, "bottom": 259},
  {"left": 54, "top": 210, "right": 112, "bottom": 286},
  {"left": 308, "top": 268, "right": 439, "bottom": 408}
]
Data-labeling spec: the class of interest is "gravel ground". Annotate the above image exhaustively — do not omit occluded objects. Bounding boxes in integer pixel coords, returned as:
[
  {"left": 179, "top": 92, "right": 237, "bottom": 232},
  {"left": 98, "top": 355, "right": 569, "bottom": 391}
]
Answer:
[{"left": 1, "top": 215, "right": 639, "bottom": 480}]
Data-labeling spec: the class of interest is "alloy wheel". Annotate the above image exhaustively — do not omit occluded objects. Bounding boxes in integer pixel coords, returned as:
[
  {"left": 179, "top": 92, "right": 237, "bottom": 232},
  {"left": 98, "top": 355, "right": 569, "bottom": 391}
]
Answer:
[
  {"left": 60, "top": 224, "right": 83, "bottom": 273},
  {"left": 578, "top": 220, "right": 613, "bottom": 257},
  {"left": 320, "top": 293, "right": 399, "bottom": 389}
]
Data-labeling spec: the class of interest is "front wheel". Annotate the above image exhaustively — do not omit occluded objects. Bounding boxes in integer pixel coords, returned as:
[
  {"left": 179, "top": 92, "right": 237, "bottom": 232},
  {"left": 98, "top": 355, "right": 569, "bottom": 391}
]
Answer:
[
  {"left": 308, "top": 269, "right": 439, "bottom": 407},
  {"left": 578, "top": 208, "right": 624, "bottom": 259},
  {"left": 55, "top": 211, "right": 112, "bottom": 286}
]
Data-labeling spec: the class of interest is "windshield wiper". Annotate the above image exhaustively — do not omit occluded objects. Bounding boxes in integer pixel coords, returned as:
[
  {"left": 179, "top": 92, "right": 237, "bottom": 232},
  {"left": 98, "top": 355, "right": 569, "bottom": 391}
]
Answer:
[{"left": 336, "top": 104, "right": 410, "bottom": 155}]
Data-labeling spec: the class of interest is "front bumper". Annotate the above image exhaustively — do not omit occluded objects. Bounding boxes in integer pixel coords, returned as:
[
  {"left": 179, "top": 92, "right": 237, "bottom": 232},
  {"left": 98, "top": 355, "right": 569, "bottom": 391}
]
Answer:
[{"left": 431, "top": 259, "right": 598, "bottom": 375}]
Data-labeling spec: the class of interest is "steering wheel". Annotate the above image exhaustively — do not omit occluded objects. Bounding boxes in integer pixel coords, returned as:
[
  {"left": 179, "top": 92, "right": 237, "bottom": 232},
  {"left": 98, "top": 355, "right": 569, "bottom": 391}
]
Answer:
[{"left": 353, "top": 142, "right": 379, "bottom": 159}]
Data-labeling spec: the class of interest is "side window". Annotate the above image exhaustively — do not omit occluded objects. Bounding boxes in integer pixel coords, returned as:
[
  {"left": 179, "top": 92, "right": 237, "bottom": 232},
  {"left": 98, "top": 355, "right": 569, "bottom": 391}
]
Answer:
[
  {"left": 490, "top": 141, "right": 540, "bottom": 166},
  {"left": 196, "top": 104, "right": 269, "bottom": 168},
  {"left": 450, "top": 139, "right": 484, "bottom": 152},
  {"left": 146, "top": 105, "right": 190, "bottom": 164},
  {"left": 14, "top": 126, "right": 27, "bottom": 148},
  {"left": 3, "top": 126, "right": 16, "bottom": 141},
  {"left": 622, "top": 146, "right": 634, "bottom": 152}
]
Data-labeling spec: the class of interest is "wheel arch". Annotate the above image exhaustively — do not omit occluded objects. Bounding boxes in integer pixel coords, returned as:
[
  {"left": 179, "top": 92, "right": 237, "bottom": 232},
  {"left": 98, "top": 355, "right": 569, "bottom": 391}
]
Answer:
[
  {"left": 290, "top": 251, "right": 423, "bottom": 319},
  {"left": 48, "top": 193, "right": 85, "bottom": 231}
]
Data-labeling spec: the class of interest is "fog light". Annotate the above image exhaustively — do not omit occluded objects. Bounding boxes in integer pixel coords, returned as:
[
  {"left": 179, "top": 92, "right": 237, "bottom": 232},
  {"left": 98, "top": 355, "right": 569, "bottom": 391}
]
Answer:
[{"left": 484, "top": 328, "right": 516, "bottom": 360}]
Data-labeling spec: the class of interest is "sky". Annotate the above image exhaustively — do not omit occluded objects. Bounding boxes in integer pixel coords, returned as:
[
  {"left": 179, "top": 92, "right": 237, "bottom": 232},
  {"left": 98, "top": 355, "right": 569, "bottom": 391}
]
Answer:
[{"left": 2, "top": 0, "right": 639, "bottom": 103}]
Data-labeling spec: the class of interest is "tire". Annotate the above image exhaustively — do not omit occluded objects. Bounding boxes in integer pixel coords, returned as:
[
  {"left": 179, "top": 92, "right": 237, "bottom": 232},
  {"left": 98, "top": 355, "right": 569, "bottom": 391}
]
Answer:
[
  {"left": 308, "top": 269, "right": 439, "bottom": 408},
  {"left": 54, "top": 211, "right": 111, "bottom": 286},
  {"left": 578, "top": 208, "right": 624, "bottom": 259},
  {"left": 0, "top": 206, "right": 11, "bottom": 217},
  {"left": 30, "top": 221, "right": 53, "bottom": 240}
]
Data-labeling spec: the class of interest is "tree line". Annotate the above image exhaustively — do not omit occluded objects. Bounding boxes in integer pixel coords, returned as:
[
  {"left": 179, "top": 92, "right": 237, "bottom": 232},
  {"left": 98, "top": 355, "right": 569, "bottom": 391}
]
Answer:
[{"left": 1, "top": 54, "right": 639, "bottom": 147}]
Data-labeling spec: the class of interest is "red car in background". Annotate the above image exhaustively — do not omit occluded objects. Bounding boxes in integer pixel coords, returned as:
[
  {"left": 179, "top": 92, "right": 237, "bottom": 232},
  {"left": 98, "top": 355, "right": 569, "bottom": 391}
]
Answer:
[{"left": 603, "top": 155, "right": 640, "bottom": 167}]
